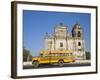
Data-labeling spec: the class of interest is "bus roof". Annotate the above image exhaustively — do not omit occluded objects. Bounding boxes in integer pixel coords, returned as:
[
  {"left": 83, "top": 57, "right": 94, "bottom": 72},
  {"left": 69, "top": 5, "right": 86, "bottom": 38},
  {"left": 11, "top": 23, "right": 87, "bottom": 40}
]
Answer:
[{"left": 40, "top": 50, "right": 73, "bottom": 54}]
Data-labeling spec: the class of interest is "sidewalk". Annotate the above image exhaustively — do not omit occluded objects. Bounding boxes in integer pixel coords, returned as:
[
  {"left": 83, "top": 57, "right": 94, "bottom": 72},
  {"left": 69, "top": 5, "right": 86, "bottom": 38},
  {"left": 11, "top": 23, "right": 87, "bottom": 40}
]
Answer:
[{"left": 23, "top": 61, "right": 32, "bottom": 66}]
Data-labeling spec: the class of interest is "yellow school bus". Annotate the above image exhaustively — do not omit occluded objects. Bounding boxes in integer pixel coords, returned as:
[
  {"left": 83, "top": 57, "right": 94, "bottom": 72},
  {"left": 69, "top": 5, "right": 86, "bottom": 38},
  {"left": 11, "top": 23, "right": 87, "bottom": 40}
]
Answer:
[{"left": 32, "top": 50, "right": 75, "bottom": 67}]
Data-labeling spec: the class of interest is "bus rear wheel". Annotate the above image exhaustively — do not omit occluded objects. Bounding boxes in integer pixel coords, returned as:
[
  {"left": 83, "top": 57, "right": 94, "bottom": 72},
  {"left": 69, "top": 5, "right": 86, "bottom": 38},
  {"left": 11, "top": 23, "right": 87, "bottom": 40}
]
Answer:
[
  {"left": 58, "top": 60, "right": 64, "bottom": 66},
  {"left": 32, "top": 61, "right": 39, "bottom": 68}
]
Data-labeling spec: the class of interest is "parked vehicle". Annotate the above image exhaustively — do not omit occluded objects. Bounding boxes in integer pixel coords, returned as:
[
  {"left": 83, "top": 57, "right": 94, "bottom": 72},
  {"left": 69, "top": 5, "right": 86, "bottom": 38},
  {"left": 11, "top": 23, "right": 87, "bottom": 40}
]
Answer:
[{"left": 32, "top": 50, "right": 75, "bottom": 67}]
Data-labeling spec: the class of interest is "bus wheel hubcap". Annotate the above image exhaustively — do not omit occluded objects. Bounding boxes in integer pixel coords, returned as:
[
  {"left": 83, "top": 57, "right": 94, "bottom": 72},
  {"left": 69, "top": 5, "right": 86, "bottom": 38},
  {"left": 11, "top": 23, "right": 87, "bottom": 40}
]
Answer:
[
  {"left": 58, "top": 60, "right": 64, "bottom": 66},
  {"left": 33, "top": 61, "right": 39, "bottom": 68}
]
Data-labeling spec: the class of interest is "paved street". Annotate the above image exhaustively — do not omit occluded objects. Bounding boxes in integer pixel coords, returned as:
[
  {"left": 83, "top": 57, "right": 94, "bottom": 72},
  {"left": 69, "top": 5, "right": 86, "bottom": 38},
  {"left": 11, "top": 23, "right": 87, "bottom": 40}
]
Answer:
[{"left": 23, "top": 60, "right": 91, "bottom": 69}]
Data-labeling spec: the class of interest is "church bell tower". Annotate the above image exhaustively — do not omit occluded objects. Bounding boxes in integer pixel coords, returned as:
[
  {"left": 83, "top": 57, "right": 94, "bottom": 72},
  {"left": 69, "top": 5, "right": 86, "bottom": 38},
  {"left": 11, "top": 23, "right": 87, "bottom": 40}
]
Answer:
[
  {"left": 72, "top": 23, "right": 83, "bottom": 39},
  {"left": 72, "top": 23, "right": 86, "bottom": 60}
]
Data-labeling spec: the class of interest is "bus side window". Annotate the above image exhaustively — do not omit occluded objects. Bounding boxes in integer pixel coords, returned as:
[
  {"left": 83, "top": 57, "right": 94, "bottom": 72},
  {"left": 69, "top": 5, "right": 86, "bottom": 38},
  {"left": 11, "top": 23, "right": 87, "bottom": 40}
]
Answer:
[
  {"left": 69, "top": 53, "right": 71, "bottom": 56},
  {"left": 66, "top": 53, "right": 68, "bottom": 56},
  {"left": 68, "top": 53, "right": 70, "bottom": 57},
  {"left": 55, "top": 53, "right": 57, "bottom": 57},
  {"left": 63, "top": 53, "right": 65, "bottom": 56}
]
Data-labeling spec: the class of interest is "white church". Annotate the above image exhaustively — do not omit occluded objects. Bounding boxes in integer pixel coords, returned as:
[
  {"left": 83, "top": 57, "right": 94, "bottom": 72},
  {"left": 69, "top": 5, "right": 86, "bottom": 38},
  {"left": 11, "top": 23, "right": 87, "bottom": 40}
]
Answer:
[{"left": 44, "top": 23, "right": 86, "bottom": 60}]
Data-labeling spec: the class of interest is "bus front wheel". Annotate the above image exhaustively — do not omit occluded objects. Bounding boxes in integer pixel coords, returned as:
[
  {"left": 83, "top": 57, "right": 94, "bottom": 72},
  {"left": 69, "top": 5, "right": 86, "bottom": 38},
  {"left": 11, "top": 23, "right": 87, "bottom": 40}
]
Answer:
[
  {"left": 32, "top": 61, "right": 39, "bottom": 68},
  {"left": 58, "top": 60, "right": 64, "bottom": 67}
]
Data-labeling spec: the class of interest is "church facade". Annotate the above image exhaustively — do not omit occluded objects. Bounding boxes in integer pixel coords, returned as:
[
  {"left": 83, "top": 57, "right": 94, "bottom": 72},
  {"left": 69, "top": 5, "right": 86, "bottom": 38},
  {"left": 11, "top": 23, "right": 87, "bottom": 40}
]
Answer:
[{"left": 44, "top": 23, "right": 86, "bottom": 60}]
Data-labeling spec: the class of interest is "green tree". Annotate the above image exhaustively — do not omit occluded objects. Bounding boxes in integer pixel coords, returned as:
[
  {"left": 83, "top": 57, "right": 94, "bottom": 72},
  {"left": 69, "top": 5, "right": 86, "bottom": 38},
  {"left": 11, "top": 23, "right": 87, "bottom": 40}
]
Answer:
[
  {"left": 85, "top": 51, "right": 91, "bottom": 60},
  {"left": 23, "top": 48, "right": 32, "bottom": 62}
]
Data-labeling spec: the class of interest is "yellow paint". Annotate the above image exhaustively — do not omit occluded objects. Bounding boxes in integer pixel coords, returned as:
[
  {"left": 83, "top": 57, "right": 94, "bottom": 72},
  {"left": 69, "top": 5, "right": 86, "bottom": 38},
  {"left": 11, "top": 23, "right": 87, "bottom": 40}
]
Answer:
[
  {"left": 32, "top": 51, "right": 75, "bottom": 64},
  {"left": 40, "top": 50, "right": 73, "bottom": 54}
]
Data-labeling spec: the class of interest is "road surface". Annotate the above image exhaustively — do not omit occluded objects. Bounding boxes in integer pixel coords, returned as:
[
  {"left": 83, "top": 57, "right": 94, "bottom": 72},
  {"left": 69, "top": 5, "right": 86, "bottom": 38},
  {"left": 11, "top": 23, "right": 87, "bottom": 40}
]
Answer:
[{"left": 23, "top": 60, "right": 91, "bottom": 69}]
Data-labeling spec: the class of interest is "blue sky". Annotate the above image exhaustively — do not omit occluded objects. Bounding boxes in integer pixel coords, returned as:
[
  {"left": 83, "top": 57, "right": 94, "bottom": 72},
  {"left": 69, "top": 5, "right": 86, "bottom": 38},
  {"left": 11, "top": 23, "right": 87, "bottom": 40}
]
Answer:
[{"left": 23, "top": 10, "right": 91, "bottom": 56}]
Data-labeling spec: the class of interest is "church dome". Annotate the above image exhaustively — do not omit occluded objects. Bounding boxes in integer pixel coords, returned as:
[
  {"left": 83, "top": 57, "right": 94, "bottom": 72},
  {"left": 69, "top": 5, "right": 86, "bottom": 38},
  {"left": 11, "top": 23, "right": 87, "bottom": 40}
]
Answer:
[
  {"left": 73, "top": 23, "right": 82, "bottom": 29},
  {"left": 55, "top": 23, "right": 67, "bottom": 29}
]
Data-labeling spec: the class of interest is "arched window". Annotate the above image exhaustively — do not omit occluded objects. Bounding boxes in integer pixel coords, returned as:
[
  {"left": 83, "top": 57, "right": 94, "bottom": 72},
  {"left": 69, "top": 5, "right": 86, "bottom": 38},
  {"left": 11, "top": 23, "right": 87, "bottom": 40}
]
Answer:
[
  {"left": 78, "top": 42, "right": 81, "bottom": 46},
  {"left": 78, "top": 31, "right": 81, "bottom": 37},
  {"left": 60, "top": 42, "right": 63, "bottom": 47}
]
